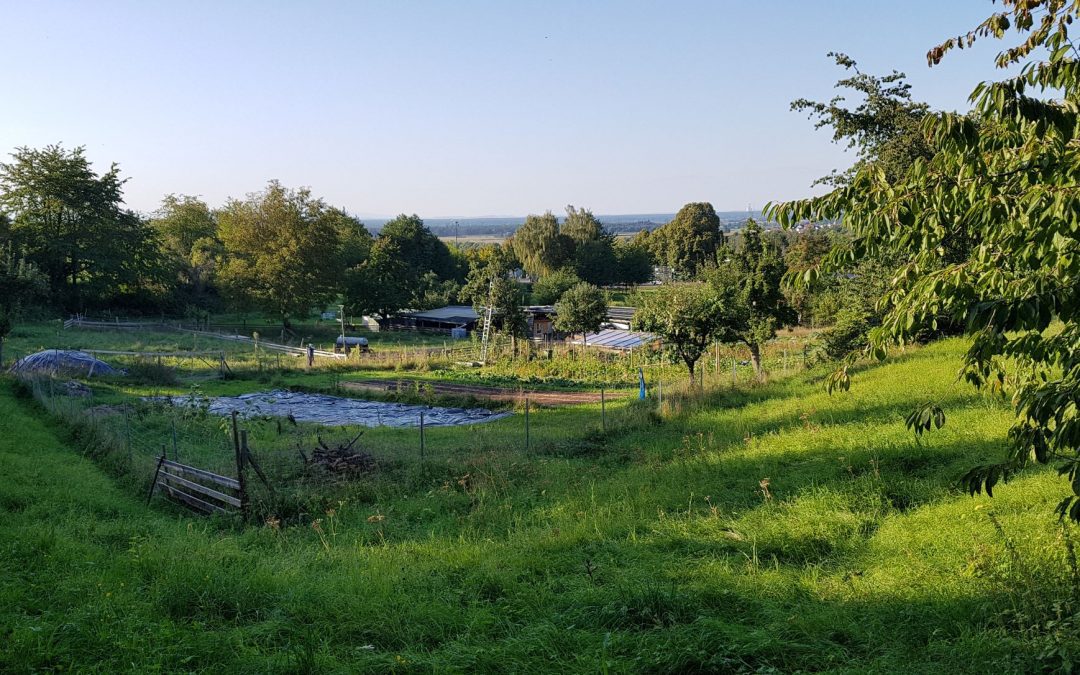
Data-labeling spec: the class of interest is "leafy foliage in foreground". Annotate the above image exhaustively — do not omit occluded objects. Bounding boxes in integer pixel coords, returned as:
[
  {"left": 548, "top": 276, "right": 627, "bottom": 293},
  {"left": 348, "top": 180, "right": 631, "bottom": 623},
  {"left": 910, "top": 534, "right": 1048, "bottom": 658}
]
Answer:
[{"left": 768, "top": 0, "right": 1080, "bottom": 520}]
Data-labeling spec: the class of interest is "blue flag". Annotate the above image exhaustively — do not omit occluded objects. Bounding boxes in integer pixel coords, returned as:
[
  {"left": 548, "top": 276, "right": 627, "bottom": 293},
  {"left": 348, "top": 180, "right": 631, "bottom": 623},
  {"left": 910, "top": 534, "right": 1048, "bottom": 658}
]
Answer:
[{"left": 638, "top": 367, "right": 646, "bottom": 400}]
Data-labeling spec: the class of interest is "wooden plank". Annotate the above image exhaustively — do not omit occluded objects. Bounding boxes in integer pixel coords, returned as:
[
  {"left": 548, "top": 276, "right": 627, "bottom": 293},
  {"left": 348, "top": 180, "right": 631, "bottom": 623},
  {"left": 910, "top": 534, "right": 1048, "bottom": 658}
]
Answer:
[
  {"left": 161, "top": 471, "right": 242, "bottom": 507},
  {"left": 161, "top": 459, "right": 241, "bottom": 490},
  {"left": 159, "top": 483, "right": 227, "bottom": 515}
]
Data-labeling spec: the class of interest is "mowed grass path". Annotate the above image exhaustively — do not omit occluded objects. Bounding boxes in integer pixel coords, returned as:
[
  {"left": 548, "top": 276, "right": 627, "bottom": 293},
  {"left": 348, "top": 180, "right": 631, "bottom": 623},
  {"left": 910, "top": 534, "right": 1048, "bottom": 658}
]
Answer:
[{"left": 2, "top": 339, "right": 1078, "bottom": 672}]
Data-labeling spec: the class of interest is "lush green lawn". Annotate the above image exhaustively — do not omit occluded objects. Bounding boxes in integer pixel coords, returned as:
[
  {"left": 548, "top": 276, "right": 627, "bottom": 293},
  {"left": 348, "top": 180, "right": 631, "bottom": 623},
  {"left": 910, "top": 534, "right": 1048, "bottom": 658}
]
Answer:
[{"left": 2, "top": 338, "right": 1078, "bottom": 672}]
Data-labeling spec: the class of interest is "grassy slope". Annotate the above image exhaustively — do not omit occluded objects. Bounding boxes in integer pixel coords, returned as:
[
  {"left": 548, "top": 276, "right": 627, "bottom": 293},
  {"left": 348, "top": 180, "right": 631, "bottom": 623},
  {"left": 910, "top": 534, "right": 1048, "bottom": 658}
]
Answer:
[{"left": 1, "top": 339, "right": 1078, "bottom": 673}]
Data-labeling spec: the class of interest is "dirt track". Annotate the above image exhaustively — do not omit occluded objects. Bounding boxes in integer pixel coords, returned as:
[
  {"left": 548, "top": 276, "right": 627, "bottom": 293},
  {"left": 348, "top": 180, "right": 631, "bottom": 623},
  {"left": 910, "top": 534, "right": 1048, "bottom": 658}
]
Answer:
[{"left": 341, "top": 379, "right": 633, "bottom": 405}]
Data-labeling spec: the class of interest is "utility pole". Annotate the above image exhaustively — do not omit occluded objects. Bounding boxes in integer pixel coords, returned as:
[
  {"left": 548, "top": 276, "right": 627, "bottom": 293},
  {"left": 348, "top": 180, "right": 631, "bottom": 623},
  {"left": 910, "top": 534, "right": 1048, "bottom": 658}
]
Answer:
[{"left": 338, "top": 304, "right": 346, "bottom": 353}]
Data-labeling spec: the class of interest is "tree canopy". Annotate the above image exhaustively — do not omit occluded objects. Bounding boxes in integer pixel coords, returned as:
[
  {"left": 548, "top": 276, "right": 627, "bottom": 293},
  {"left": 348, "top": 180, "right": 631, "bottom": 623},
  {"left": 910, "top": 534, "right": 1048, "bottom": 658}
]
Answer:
[
  {"left": 709, "top": 220, "right": 796, "bottom": 377},
  {"left": 553, "top": 282, "right": 607, "bottom": 343},
  {"left": 512, "top": 211, "right": 572, "bottom": 279},
  {"left": 648, "top": 202, "right": 723, "bottom": 279},
  {"left": 0, "top": 144, "right": 159, "bottom": 310},
  {"left": 791, "top": 52, "right": 933, "bottom": 187},
  {"left": 634, "top": 282, "right": 733, "bottom": 382},
  {"left": 217, "top": 181, "right": 346, "bottom": 328},
  {"left": 767, "top": 0, "right": 1080, "bottom": 519}
]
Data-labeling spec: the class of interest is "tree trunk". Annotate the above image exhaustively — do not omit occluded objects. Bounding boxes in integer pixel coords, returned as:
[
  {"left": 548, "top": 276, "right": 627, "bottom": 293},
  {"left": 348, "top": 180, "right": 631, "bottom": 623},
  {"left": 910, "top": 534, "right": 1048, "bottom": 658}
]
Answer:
[
  {"left": 684, "top": 356, "right": 696, "bottom": 385},
  {"left": 749, "top": 343, "right": 763, "bottom": 380}
]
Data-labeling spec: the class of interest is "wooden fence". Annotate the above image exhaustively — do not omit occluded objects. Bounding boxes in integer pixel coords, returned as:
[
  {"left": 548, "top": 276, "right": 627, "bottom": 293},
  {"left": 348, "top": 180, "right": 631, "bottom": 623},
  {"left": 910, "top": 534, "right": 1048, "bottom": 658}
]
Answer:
[
  {"left": 64, "top": 317, "right": 346, "bottom": 361},
  {"left": 147, "top": 412, "right": 272, "bottom": 517}
]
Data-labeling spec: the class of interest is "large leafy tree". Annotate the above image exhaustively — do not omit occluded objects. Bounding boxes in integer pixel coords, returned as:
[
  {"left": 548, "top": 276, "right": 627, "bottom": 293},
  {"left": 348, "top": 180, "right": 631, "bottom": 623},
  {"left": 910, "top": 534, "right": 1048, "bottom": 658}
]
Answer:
[
  {"left": 0, "top": 144, "right": 159, "bottom": 310},
  {"left": 346, "top": 237, "right": 410, "bottom": 320},
  {"left": 352, "top": 214, "right": 457, "bottom": 313},
  {"left": 709, "top": 220, "right": 796, "bottom": 377},
  {"left": 635, "top": 282, "right": 733, "bottom": 382},
  {"left": 613, "top": 237, "right": 654, "bottom": 285},
  {"left": 461, "top": 249, "right": 527, "bottom": 340},
  {"left": 511, "top": 211, "right": 572, "bottom": 278},
  {"left": 150, "top": 194, "right": 220, "bottom": 302},
  {"left": 553, "top": 282, "right": 607, "bottom": 344},
  {"left": 531, "top": 268, "right": 581, "bottom": 305},
  {"left": 768, "top": 0, "right": 1080, "bottom": 519},
  {"left": 791, "top": 52, "right": 933, "bottom": 188},
  {"left": 217, "top": 181, "right": 344, "bottom": 328},
  {"left": 561, "top": 205, "right": 617, "bottom": 285},
  {"left": 649, "top": 202, "right": 723, "bottom": 279},
  {"left": 782, "top": 226, "right": 834, "bottom": 326},
  {"left": 376, "top": 214, "right": 456, "bottom": 281}
]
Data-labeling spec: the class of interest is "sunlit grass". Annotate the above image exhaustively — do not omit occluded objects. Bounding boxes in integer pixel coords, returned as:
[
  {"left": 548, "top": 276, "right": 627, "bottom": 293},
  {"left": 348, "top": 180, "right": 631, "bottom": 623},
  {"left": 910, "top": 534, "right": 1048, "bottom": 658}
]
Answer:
[{"left": 2, "top": 337, "right": 1078, "bottom": 672}]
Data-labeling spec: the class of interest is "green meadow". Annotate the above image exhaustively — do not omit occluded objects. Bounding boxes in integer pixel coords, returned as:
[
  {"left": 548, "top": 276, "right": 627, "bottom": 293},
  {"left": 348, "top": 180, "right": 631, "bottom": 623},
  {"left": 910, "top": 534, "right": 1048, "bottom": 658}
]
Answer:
[{"left": 2, "top": 337, "right": 1078, "bottom": 673}]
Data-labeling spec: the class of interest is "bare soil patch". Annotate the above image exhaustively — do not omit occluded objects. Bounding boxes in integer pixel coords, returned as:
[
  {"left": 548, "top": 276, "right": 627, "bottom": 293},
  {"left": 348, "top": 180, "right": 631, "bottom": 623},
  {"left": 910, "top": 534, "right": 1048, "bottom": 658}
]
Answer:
[{"left": 342, "top": 379, "right": 633, "bottom": 405}]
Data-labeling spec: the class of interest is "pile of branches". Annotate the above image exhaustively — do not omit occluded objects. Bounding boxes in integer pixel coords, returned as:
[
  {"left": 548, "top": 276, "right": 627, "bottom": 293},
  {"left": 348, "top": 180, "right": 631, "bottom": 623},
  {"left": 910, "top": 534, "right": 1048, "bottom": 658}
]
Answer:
[{"left": 298, "top": 430, "right": 375, "bottom": 474}]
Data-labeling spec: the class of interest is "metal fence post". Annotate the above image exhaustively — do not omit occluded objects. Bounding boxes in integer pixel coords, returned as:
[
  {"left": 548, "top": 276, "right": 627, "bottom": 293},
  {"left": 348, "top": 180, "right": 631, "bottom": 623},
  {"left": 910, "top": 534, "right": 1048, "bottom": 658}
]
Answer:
[
  {"left": 419, "top": 411, "right": 425, "bottom": 460},
  {"left": 525, "top": 397, "right": 530, "bottom": 451}
]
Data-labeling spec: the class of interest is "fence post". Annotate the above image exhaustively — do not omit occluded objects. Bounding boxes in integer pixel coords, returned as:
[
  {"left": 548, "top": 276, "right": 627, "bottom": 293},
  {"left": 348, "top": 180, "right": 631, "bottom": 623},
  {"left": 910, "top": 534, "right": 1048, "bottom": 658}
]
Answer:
[
  {"left": 306, "top": 345, "right": 315, "bottom": 369},
  {"left": 237, "top": 428, "right": 249, "bottom": 519},
  {"left": 125, "top": 409, "right": 133, "bottom": 462},
  {"left": 419, "top": 411, "right": 425, "bottom": 460},
  {"left": 147, "top": 454, "right": 165, "bottom": 505},
  {"left": 732, "top": 357, "right": 737, "bottom": 386},
  {"left": 171, "top": 419, "right": 179, "bottom": 461},
  {"left": 601, "top": 387, "right": 606, "bottom": 433},
  {"left": 783, "top": 349, "right": 789, "bottom": 374},
  {"left": 658, "top": 379, "right": 663, "bottom": 408},
  {"left": 525, "top": 397, "right": 530, "bottom": 451}
]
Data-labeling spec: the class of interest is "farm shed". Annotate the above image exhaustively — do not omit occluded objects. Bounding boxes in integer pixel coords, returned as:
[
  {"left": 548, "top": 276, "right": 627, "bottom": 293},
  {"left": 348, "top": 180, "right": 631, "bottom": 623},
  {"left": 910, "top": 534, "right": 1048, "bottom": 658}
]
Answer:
[
  {"left": 389, "top": 305, "right": 479, "bottom": 333},
  {"left": 524, "top": 305, "right": 557, "bottom": 340},
  {"left": 568, "top": 329, "right": 658, "bottom": 351}
]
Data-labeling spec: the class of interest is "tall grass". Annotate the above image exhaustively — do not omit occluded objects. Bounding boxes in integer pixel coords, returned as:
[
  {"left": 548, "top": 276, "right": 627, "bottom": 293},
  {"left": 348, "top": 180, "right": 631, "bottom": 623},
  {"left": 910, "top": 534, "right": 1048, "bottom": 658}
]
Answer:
[{"left": 2, "top": 338, "right": 1079, "bottom": 672}]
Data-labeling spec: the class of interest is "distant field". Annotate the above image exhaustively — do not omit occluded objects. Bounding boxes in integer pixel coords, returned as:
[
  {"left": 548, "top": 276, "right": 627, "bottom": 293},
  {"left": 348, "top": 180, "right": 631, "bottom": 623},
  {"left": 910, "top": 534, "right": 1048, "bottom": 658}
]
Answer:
[{"left": 438, "top": 233, "right": 508, "bottom": 244}]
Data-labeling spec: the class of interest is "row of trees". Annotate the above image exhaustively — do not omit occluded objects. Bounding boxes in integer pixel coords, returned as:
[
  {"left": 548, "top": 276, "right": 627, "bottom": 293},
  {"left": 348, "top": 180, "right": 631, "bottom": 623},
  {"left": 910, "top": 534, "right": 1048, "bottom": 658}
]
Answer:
[{"left": 0, "top": 147, "right": 664, "bottom": 332}]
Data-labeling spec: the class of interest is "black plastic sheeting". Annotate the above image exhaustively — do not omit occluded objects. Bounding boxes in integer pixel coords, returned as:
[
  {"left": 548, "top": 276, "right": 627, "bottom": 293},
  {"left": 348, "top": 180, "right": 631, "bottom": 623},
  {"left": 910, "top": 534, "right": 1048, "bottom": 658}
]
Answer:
[{"left": 9, "top": 349, "right": 122, "bottom": 377}]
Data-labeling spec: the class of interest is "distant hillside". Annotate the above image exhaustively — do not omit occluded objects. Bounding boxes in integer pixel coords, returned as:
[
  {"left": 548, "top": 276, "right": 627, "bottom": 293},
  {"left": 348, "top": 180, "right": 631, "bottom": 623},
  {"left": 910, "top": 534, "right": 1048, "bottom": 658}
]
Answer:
[{"left": 367, "top": 211, "right": 770, "bottom": 238}]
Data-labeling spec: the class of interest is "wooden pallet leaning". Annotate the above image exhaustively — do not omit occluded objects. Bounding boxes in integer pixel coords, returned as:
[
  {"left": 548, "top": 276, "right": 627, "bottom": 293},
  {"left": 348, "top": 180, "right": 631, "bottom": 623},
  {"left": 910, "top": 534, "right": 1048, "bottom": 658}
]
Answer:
[{"left": 147, "top": 456, "right": 244, "bottom": 516}]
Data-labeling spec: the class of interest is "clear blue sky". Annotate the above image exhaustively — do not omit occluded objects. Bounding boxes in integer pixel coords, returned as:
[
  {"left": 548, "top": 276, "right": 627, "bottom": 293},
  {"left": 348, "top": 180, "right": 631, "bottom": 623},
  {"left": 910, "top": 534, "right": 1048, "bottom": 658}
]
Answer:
[{"left": 1, "top": 1, "right": 1010, "bottom": 218}]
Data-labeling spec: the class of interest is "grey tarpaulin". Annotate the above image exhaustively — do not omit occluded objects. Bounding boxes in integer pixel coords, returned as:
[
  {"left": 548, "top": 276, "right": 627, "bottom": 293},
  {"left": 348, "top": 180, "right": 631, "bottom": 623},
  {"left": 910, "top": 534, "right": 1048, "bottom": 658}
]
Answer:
[
  {"left": 9, "top": 349, "right": 122, "bottom": 377},
  {"left": 150, "top": 390, "right": 512, "bottom": 428}
]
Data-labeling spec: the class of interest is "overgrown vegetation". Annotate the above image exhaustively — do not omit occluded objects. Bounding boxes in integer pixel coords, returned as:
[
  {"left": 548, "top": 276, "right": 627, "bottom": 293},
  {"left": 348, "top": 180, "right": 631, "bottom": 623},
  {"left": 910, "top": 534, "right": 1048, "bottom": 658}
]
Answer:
[{"left": 3, "top": 338, "right": 1079, "bottom": 671}]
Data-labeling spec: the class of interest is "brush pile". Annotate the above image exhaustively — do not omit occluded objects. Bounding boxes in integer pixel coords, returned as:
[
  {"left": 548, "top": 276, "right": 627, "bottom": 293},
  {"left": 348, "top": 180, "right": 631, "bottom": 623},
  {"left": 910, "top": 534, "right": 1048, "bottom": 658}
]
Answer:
[{"left": 299, "top": 431, "right": 375, "bottom": 474}]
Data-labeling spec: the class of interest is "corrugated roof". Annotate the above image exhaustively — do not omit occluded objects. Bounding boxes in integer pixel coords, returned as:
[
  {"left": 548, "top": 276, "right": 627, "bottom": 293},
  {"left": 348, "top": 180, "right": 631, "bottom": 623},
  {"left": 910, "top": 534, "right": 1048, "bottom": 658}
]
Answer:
[
  {"left": 404, "top": 305, "right": 479, "bottom": 323},
  {"left": 568, "top": 329, "right": 657, "bottom": 350}
]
